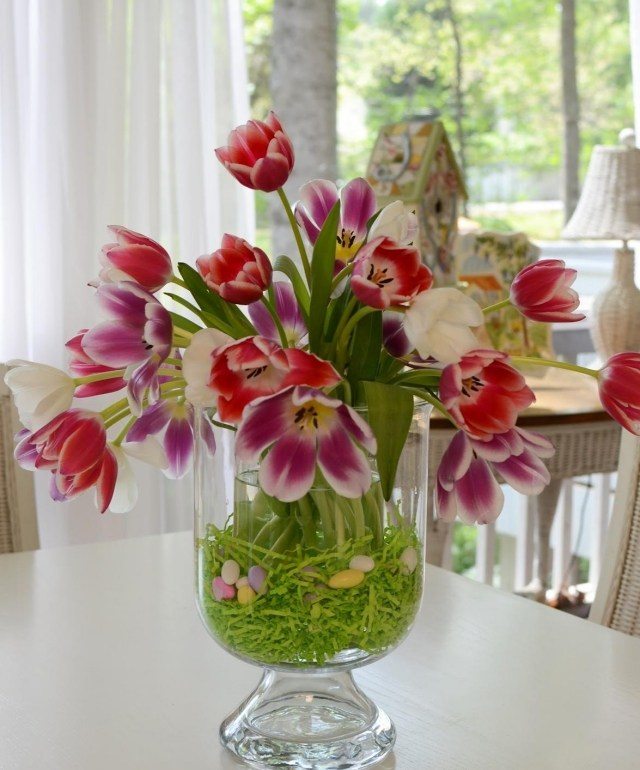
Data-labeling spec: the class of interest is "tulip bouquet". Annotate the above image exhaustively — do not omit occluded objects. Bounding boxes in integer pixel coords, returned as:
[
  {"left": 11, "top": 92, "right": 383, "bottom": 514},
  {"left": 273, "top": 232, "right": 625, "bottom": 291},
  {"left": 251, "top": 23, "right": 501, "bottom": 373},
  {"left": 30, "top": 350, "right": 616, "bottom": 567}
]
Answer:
[{"left": 5, "top": 112, "right": 640, "bottom": 668}]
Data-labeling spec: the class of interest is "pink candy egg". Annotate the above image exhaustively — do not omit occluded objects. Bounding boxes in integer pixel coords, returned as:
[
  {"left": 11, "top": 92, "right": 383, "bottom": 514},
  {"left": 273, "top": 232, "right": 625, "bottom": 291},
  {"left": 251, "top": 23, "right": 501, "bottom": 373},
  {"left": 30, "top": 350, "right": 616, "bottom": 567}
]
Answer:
[{"left": 212, "top": 576, "right": 236, "bottom": 601}]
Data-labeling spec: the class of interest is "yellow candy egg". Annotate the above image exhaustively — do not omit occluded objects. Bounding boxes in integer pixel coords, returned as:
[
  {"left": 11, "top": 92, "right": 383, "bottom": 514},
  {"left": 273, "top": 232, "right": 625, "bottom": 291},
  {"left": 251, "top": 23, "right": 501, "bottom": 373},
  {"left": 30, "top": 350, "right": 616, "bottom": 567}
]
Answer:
[
  {"left": 328, "top": 569, "right": 365, "bottom": 589},
  {"left": 237, "top": 585, "right": 257, "bottom": 605}
]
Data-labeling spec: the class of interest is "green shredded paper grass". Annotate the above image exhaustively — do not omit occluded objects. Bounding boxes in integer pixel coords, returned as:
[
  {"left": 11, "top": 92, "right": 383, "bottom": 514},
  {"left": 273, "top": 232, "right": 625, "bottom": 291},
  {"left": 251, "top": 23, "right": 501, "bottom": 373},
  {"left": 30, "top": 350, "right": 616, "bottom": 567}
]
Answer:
[{"left": 197, "top": 524, "right": 422, "bottom": 666}]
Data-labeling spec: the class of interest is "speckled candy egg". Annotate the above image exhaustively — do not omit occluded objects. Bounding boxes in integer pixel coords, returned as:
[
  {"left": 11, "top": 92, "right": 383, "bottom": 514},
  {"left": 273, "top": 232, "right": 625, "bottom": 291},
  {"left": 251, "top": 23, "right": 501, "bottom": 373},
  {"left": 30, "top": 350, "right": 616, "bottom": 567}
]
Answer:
[
  {"left": 328, "top": 569, "right": 365, "bottom": 589},
  {"left": 221, "top": 559, "right": 240, "bottom": 585},
  {"left": 349, "top": 555, "right": 375, "bottom": 573}
]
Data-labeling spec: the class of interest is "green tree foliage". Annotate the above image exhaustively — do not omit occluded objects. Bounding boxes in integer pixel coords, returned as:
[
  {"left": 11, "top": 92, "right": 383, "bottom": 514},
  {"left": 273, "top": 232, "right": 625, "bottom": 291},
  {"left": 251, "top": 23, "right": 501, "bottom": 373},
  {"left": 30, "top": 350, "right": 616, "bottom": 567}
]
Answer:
[{"left": 243, "top": 0, "right": 633, "bottom": 202}]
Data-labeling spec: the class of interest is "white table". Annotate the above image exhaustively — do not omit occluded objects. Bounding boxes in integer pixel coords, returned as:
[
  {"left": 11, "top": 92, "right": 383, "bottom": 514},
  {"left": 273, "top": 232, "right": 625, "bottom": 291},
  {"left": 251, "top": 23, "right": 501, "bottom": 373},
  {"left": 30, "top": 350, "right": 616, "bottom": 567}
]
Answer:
[{"left": 2, "top": 532, "right": 640, "bottom": 770}]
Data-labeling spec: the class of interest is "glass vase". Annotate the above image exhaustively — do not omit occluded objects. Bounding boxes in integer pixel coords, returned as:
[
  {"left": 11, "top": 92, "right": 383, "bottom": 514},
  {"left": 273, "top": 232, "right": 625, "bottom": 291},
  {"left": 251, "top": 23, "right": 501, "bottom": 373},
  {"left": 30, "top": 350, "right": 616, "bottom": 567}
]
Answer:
[{"left": 194, "top": 400, "right": 431, "bottom": 769}]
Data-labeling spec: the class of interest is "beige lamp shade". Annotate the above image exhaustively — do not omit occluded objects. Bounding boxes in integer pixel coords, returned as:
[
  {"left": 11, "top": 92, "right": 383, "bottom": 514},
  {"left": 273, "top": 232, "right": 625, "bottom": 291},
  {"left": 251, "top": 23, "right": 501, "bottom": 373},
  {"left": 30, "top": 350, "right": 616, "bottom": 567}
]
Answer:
[{"left": 562, "top": 137, "right": 640, "bottom": 241}]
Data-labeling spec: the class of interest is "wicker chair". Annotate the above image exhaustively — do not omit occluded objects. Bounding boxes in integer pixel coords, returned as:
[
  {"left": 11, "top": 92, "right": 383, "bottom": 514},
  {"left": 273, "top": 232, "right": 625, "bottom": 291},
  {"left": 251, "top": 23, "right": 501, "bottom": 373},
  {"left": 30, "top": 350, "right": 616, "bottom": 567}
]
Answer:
[
  {"left": 591, "top": 431, "right": 640, "bottom": 636},
  {"left": 0, "top": 364, "right": 39, "bottom": 553}
]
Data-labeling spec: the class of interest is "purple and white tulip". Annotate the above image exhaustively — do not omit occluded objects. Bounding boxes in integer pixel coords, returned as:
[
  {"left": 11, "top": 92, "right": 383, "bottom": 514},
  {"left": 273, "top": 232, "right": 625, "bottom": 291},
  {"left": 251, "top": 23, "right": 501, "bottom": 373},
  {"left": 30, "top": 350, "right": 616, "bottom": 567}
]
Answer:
[
  {"left": 436, "top": 427, "right": 555, "bottom": 524},
  {"left": 294, "top": 177, "right": 376, "bottom": 263},
  {"left": 235, "top": 385, "right": 377, "bottom": 502},
  {"left": 125, "top": 400, "right": 216, "bottom": 479},
  {"left": 436, "top": 431, "right": 504, "bottom": 525},
  {"left": 248, "top": 282, "right": 307, "bottom": 347},
  {"left": 82, "top": 282, "right": 173, "bottom": 414}
]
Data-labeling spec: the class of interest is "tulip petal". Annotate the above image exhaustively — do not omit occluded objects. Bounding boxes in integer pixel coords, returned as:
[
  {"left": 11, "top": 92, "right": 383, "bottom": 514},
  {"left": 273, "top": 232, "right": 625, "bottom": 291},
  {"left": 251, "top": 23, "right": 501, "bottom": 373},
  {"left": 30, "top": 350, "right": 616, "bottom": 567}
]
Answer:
[
  {"left": 340, "top": 177, "right": 376, "bottom": 241},
  {"left": 317, "top": 422, "right": 372, "bottom": 499},
  {"left": 82, "top": 322, "right": 148, "bottom": 367},
  {"left": 126, "top": 401, "right": 172, "bottom": 442},
  {"left": 109, "top": 446, "right": 139, "bottom": 513},
  {"left": 58, "top": 419, "right": 107, "bottom": 476},
  {"left": 95, "top": 448, "right": 118, "bottom": 513},
  {"left": 437, "top": 431, "right": 473, "bottom": 489},
  {"left": 454, "top": 458, "right": 504, "bottom": 525},
  {"left": 493, "top": 449, "right": 550, "bottom": 495},
  {"left": 163, "top": 417, "right": 194, "bottom": 479},
  {"left": 259, "top": 430, "right": 316, "bottom": 502},
  {"left": 235, "top": 388, "right": 293, "bottom": 462}
]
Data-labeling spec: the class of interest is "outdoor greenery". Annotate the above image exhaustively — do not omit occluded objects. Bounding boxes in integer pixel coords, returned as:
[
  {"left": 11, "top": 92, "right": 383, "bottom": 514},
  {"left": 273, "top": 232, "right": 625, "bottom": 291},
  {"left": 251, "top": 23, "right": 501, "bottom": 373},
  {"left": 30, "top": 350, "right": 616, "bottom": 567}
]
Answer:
[{"left": 243, "top": 0, "right": 633, "bottom": 219}]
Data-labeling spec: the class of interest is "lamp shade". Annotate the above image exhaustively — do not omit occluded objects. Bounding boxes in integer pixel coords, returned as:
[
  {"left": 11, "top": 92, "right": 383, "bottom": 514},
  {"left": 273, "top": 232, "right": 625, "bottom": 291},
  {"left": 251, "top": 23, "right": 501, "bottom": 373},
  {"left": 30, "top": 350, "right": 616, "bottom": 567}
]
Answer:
[{"left": 562, "top": 136, "right": 640, "bottom": 241}]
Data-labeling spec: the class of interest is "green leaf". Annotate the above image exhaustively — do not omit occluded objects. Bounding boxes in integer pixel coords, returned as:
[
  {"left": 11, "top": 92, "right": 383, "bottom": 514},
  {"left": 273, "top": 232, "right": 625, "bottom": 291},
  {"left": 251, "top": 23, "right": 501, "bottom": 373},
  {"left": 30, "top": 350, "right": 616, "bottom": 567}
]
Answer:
[
  {"left": 168, "top": 311, "right": 202, "bottom": 335},
  {"left": 177, "top": 263, "right": 256, "bottom": 338},
  {"left": 308, "top": 201, "right": 340, "bottom": 353},
  {"left": 377, "top": 351, "right": 406, "bottom": 382},
  {"left": 165, "top": 292, "right": 235, "bottom": 337},
  {"left": 363, "top": 381, "right": 414, "bottom": 501},
  {"left": 323, "top": 285, "right": 353, "bottom": 344},
  {"left": 347, "top": 311, "right": 382, "bottom": 387},
  {"left": 273, "top": 255, "right": 310, "bottom": 321},
  {"left": 392, "top": 369, "right": 442, "bottom": 387}
]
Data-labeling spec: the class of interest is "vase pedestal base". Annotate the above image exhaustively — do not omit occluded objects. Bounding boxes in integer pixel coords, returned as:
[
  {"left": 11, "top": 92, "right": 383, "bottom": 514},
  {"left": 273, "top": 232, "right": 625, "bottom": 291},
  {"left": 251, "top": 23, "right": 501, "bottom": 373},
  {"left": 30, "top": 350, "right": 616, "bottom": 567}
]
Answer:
[{"left": 220, "top": 668, "right": 395, "bottom": 769}]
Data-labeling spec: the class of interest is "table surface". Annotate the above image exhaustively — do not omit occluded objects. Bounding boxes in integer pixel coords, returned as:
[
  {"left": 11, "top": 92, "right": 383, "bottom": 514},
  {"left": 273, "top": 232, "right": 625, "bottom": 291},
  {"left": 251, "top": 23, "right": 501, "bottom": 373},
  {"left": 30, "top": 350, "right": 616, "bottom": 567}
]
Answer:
[
  {"left": 2, "top": 532, "right": 640, "bottom": 770},
  {"left": 432, "top": 366, "right": 609, "bottom": 429}
]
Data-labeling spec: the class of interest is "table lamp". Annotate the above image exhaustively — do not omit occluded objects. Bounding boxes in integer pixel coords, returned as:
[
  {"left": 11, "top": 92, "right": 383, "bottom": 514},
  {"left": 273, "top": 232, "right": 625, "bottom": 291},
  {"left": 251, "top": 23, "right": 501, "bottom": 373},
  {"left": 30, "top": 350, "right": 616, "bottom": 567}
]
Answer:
[{"left": 562, "top": 129, "right": 640, "bottom": 358}]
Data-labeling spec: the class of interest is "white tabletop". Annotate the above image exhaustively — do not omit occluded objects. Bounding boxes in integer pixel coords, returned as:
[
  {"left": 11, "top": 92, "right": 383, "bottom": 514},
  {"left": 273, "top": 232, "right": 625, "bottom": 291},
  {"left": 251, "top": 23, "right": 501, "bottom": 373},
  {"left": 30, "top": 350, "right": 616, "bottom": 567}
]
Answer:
[{"left": 2, "top": 532, "right": 640, "bottom": 770}]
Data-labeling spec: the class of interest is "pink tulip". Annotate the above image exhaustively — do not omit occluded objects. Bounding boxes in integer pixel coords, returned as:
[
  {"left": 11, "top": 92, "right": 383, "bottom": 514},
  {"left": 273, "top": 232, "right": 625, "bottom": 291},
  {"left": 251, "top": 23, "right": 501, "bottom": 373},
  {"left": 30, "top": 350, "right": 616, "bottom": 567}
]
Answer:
[
  {"left": 236, "top": 386, "right": 376, "bottom": 502},
  {"left": 66, "top": 329, "right": 127, "bottom": 397},
  {"left": 82, "top": 282, "right": 173, "bottom": 413},
  {"left": 15, "top": 410, "right": 117, "bottom": 513},
  {"left": 598, "top": 352, "right": 640, "bottom": 435},
  {"left": 98, "top": 226, "right": 174, "bottom": 293},
  {"left": 351, "top": 237, "right": 433, "bottom": 310},
  {"left": 207, "top": 336, "right": 341, "bottom": 424},
  {"left": 197, "top": 234, "right": 272, "bottom": 305},
  {"left": 510, "top": 259, "right": 585, "bottom": 323},
  {"left": 439, "top": 350, "right": 535, "bottom": 440},
  {"left": 215, "top": 112, "right": 294, "bottom": 192}
]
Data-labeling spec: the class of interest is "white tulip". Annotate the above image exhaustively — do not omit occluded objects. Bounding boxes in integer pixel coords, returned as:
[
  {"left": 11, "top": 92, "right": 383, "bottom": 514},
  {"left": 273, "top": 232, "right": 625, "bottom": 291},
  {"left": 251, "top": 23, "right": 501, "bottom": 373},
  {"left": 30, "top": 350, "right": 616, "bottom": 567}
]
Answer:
[
  {"left": 107, "top": 446, "right": 138, "bottom": 513},
  {"left": 404, "top": 288, "right": 483, "bottom": 364},
  {"left": 182, "top": 328, "right": 232, "bottom": 406},
  {"left": 122, "top": 437, "right": 168, "bottom": 469},
  {"left": 368, "top": 201, "right": 418, "bottom": 245},
  {"left": 4, "top": 360, "right": 75, "bottom": 430}
]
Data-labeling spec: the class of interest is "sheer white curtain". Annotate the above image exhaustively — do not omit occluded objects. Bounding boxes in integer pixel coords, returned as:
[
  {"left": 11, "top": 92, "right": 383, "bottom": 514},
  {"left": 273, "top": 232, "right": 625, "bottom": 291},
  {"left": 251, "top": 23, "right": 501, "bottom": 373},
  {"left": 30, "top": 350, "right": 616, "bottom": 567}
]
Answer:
[
  {"left": 631, "top": 0, "right": 640, "bottom": 137},
  {"left": 0, "top": 0, "right": 254, "bottom": 547}
]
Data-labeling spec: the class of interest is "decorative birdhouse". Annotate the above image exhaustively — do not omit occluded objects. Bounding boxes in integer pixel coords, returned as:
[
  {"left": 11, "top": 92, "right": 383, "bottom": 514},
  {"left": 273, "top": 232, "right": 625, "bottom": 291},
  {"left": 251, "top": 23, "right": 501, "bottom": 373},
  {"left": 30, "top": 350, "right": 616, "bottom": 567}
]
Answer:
[{"left": 366, "top": 118, "right": 467, "bottom": 285}]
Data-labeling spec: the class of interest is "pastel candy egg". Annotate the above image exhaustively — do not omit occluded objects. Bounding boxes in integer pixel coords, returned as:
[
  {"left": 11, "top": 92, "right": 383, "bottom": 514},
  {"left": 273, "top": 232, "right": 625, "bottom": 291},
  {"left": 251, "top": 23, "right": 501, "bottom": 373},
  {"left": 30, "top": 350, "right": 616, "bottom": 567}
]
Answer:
[
  {"left": 328, "top": 569, "right": 365, "bottom": 589},
  {"left": 236, "top": 576, "right": 249, "bottom": 588},
  {"left": 237, "top": 585, "right": 257, "bottom": 606},
  {"left": 399, "top": 547, "right": 418, "bottom": 575},
  {"left": 248, "top": 565, "right": 267, "bottom": 594},
  {"left": 349, "top": 555, "right": 375, "bottom": 573},
  {"left": 212, "top": 577, "right": 236, "bottom": 601},
  {"left": 221, "top": 559, "right": 240, "bottom": 585}
]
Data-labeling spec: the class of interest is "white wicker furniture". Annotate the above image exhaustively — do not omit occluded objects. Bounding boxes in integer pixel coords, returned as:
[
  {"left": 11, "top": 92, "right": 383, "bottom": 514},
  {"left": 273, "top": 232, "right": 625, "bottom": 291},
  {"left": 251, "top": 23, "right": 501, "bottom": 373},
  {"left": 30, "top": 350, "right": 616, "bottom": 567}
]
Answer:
[
  {"left": 591, "top": 432, "right": 640, "bottom": 635},
  {"left": 0, "top": 364, "right": 39, "bottom": 553},
  {"left": 427, "top": 368, "right": 621, "bottom": 594}
]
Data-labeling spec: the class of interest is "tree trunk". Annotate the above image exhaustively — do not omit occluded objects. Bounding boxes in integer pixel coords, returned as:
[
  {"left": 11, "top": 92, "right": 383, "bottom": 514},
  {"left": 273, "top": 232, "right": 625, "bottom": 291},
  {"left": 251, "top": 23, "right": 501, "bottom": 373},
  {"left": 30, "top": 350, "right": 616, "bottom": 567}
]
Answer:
[
  {"left": 270, "top": 0, "right": 337, "bottom": 259},
  {"left": 560, "top": 0, "right": 580, "bottom": 222},
  {"left": 444, "top": 0, "right": 468, "bottom": 215}
]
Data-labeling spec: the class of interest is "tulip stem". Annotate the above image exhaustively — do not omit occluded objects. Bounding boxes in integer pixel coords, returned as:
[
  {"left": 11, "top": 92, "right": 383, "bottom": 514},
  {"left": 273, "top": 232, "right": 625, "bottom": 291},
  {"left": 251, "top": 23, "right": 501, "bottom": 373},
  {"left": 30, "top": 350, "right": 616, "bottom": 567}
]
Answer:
[
  {"left": 510, "top": 356, "right": 598, "bottom": 378},
  {"left": 330, "top": 263, "right": 354, "bottom": 293},
  {"left": 335, "top": 306, "right": 378, "bottom": 369},
  {"left": 400, "top": 386, "right": 456, "bottom": 424},
  {"left": 73, "top": 369, "right": 126, "bottom": 385},
  {"left": 101, "top": 397, "right": 130, "bottom": 421},
  {"left": 277, "top": 187, "right": 311, "bottom": 284},
  {"left": 104, "top": 409, "right": 132, "bottom": 430},
  {"left": 210, "top": 418, "right": 237, "bottom": 432},
  {"left": 171, "top": 277, "right": 188, "bottom": 290},
  {"left": 260, "top": 295, "right": 289, "bottom": 348},
  {"left": 482, "top": 298, "right": 511, "bottom": 314},
  {"left": 165, "top": 357, "right": 184, "bottom": 368},
  {"left": 112, "top": 417, "right": 136, "bottom": 446}
]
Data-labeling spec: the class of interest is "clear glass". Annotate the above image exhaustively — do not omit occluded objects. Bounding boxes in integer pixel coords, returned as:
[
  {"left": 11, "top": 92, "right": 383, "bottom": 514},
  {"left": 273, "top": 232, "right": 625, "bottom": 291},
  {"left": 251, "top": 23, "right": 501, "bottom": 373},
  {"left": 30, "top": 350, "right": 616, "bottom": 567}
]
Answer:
[{"left": 195, "top": 401, "right": 431, "bottom": 768}]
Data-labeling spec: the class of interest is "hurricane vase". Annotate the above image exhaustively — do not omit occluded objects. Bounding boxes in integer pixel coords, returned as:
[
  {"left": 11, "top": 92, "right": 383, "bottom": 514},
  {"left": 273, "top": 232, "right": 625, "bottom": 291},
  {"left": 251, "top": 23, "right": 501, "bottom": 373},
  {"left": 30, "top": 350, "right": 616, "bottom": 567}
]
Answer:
[{"left": 194, "top": 401, "right": 431, "bottom": 768}]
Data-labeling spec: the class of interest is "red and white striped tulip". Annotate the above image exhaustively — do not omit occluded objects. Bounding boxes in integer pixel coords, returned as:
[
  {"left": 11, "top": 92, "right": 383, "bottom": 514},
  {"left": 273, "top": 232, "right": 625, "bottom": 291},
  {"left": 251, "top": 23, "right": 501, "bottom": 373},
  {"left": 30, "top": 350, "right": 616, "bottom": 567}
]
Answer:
[
  {"left": 15, "top": 409, "right": 117, "bottom": 513},
  {"left": 66, "top": 329, "right": 126, "bottom": 397},
  {"left": 598, "top": 352, "right": 640, "bottom": 435},
  {"left": 197, "top": 234, "right": 272, "bottom": 305},
  {"left": 509, "top": 259, "right": 585, "bottom": 323},
  {"left": 351, "top": 237, "right": 433, "bottom": 310},
  {"left": 98, "top": 226, "right": 173, "bottom": 293},
  {"left": 215, "top": 112, "right": 294, "bottom": 193},
  {"left": 439, "top": 350, "right": 535, "bottom": 440}
]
